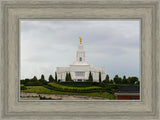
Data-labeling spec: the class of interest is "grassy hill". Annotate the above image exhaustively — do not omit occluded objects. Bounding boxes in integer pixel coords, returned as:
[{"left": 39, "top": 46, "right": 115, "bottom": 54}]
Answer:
[{"left": 21, "top": 82, "right": 117, "bottom": 99}]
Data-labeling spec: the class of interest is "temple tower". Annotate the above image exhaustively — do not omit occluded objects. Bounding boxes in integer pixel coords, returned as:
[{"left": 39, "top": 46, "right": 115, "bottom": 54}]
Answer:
[{"left": 76, "top": 37, "right": 85, "bottom": 63}]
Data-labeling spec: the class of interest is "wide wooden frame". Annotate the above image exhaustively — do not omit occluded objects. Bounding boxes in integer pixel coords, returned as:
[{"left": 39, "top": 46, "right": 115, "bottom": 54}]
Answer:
[{"left": 0, "top": 0, "right": 159, "bottom": 119}]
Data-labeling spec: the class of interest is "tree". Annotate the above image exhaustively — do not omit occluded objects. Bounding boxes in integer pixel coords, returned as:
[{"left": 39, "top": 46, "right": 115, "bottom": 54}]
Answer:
[
  {"left": 127, "top": 77, "right": 131, "bottom": 84},
  {"left": 39, "top": 74, "right": 47, "bottom": 84},
  {"left": 88, "top": 71, "right": 93, "bottom": 82},
  {"left": 109, "top": 79, "right": 114, "bottom": 84},
  {"left": 135, "top": 80, "right": 140, "bottom": 85},
  {"left": 113, "top": 75, "right": 121, "bottom": 84},
  {"left": 25, "top": 78, "right": 30, "bottom": 82},
  {"left": 103, "top": 74, "right": 109, "bottom": 83},
  {"left": 68, "top": 72, "right": 72, "bottom": 81},
  {"left": 55, "top": 72, "right": 57, "bottom": 82},
  {"left": 65, "top": 72, "right": 72, "bottom": 82},
  {"left": 122, "top": 75, "right": 128, "bottom": 84},
  {"left": 65, "top": 73, "right": 69, "bottom": 82},
  {"left": 49, "top": 75, "right": 54, "bottom": 82},
  {"left": 32, "top": 76, "right": 38, "bottom": 82},
  {"left": 99, "top": 72, "right": 101, "bottom": 83},
  {"left": 128, "top": 77, "right": 138, "bottom": 84},
  {"left": 41, "top": 74, "right": 45, "bottom": 80}
]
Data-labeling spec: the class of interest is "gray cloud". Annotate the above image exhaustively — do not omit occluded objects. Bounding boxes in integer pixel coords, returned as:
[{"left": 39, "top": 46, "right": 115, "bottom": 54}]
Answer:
[{"left": 21, "top": 20, "right": 139, "bottom": 80}]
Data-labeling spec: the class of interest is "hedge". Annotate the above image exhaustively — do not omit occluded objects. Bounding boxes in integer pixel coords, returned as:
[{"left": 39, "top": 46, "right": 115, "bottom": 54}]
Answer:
[
  {"left": 44, "top": 83, "right": 104, "bottom": 93},
  {"left": 58, "top": 82, "right": 100, "bottom": 87}
]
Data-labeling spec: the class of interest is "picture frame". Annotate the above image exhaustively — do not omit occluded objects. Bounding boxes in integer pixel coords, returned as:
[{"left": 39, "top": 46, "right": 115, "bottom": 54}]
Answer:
[{"left": 0, "top": 0, "right": 159, "bottom": 119}]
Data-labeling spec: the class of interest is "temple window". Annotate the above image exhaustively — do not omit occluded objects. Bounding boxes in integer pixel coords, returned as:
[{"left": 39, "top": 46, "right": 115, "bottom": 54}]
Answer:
[{"left": 79, "top": 57, "right": 82, "bottom": 61}]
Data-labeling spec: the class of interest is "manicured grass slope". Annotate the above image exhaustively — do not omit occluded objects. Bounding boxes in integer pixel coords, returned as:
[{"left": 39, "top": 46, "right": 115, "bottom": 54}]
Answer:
[{"left": 21, "top": 84, "right": 116, "bottom": 99}]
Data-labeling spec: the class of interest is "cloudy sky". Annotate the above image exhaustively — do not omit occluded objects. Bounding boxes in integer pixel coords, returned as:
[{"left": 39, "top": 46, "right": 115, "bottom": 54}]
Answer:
[{"left": 20, "top": 20, "right": 140, "bottom": 80}]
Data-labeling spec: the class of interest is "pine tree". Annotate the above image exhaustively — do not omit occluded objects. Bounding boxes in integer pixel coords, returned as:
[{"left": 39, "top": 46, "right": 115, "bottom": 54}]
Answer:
[
  {"left": 122, "top": 75, "right": 127, "bottom": 84},
  {"left": 41, "top": 74, "right": 45, "bottom": 80},
  {"left": 113, "top": 75, "right": 121, "bottom": 84},
  {"left": 103, "top": 74, "right": 109, "bottom": 83},
  {"left": 68, "top": 72, "right": 72, "bottom": 81},
  {"left": 39, "top": 74, "right": 47, "bottom": 84},
  {"left": 55, "top": 72, "right": 57, "bottom": 82},
  {"left": 65, "top": 73, "right": 69, "bottom": 82},
  {"left": 32, "top": 76, "right": 38, "bottom": 81},
  {"left": 99, "top": 72, "right": 101, "bottom": 83},
  {"left": 49, "top": 75, "right": 54, "bottom": 82},
  {"left": 88, "top": 71, "right": 93, "bottom": 82}
]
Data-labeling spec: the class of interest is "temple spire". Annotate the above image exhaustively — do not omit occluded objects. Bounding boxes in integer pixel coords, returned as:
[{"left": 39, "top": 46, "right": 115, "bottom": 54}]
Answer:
[{"left": 79, "top": 37, "right": 82, "bottom": 44}]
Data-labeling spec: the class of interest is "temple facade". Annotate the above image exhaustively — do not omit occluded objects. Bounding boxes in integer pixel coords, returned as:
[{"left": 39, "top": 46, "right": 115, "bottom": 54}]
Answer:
[{"left": 56, "top": 38, "right": 105, "bottom": 82}]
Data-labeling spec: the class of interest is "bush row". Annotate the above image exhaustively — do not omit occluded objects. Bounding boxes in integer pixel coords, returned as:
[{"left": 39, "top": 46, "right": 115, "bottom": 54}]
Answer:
[
  {"left": 21, "top": 80, "right": 48, "bottom": 86},
  {"left": 44, "top": 84, "right": 104, "bottom": 93},
  {"left": 57, "top": 82, "right": 120, "bottom": 94},
  {"left": 58, "top": 82, "right": 101, "bottom": 87}
]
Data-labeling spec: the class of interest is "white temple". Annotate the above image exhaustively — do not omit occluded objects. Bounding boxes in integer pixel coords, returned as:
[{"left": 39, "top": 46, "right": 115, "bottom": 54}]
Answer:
[{"left": 56, "top": 38, "right": 105, "bottom": 82}]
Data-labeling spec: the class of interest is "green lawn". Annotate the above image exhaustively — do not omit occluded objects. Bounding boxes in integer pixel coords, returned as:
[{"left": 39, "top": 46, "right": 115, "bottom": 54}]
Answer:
[
  {"left": 21, "top": 86, "right": 116, "bottom": 99},
  {"left": 21, "top": 86, "right": 54, "bottom": 94}
]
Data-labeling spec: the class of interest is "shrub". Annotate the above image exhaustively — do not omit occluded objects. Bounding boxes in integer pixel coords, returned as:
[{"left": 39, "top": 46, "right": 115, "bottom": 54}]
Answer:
[
  {"left": 20, "top": 86, "right": 27, "bottom": 90},
  {"left": 46, "top": 83, "right": 104, "bottom": 93},
  {"left": 58, "top": 82, "right": 100, "bottom": 87}
]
